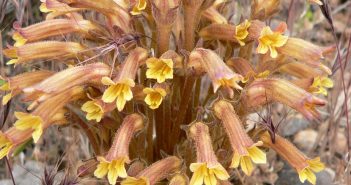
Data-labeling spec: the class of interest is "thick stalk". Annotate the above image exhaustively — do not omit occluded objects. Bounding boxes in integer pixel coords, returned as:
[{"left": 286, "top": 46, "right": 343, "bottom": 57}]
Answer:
[
  {"left": 157, "top": 25, "right": 172, "bottom": 56},
  {"left": 184, "top": 6, "right": 201, "bottom": 51}
]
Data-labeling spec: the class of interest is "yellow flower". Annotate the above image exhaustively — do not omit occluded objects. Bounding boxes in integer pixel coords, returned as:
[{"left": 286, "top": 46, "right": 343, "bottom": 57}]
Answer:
[
  {"left": 13, "top": 32, "right": 27, "bottom": 47},
  {"left": 13, "top": 112, "right": 43, "bottom": 143},
  {"left": 121, "top": 176, "right": 149, "bottom": 185},
  {"left": 0, "top": 132, "right": 13, "bottom": 159},
  {"left": 81, "top": 100, "right": 104, "bottom": 122},
  {"left": 231, "top": 144, "right": 267, "bottom": 176},
  {"left": 143, "top": 87, "right": 166, "bottom": 109},
  {"left": 242, "top": 70, "right": 270, "bottom": 83},
  {"left": 298, "top": 157, "right": 325, "bottom": 184},
  {"left": 310, "top": 76, "right": 333, "bottom": 96},
  {"left": 189, "top": 163, "right": 230, "bottom": 185},
  {"left": 298, "top": 157, "right": 325, "bottom": 185},
  {"left": 131, "top": 0, "right": 147, "bottom": 15},
  {"left": 0, "top": 82, "right": 12, "bottom": 105},
  {"left": 146, "top": 58, "right": 173, "bottom": 83},
  {"left": 94, "top": 156, "right": 129, "bottom": 185},
  {"left": 234, "top": 19, "right": 251, "bottom": 46},
  {"left": 257, "top": 26, "right": 288, "bottom": 58},
  {"left": 101, "top": 77, "right": 134, "bottom": 111}
]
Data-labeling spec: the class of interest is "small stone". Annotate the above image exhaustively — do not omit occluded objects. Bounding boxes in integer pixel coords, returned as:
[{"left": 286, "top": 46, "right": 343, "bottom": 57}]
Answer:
[
  {"left": 293, "top": 129, "right": 318, "bottom": 151},
  {"left": 335, "top": 131, "right": 347, "bottom": 154},
  {"left": 280, "top": 115, "right": 309, "bottom": 136}
]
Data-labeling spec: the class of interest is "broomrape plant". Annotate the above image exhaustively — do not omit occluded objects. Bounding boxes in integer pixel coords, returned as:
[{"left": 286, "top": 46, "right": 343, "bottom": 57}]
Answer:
[{"left": 1, "top": 0, "right": 334, "bottom": 184}]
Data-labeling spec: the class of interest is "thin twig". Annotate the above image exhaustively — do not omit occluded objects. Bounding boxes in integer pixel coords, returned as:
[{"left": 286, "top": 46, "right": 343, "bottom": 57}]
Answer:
[{"left": 5, "top": 157, "right": 16, "bottom": 185}]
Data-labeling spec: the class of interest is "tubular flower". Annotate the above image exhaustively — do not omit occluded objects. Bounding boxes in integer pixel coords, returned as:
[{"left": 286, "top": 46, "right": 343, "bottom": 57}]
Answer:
[
  {"left": 121, "top": 156, "right": 182, "bottom": 185},
  {"left": 277, "top": 38, "right": 326, "bottom": 67},
  {"left": 213, "top": 100, "right": 267, "bottom": 176},
  {"left": 94, "top": 113, "right": 144, "bottom": 185},
  {"left": 131, "top": 0, "right": 147, "bottom": 15},
  {"left": 12, "top": 19, "right": 104, "bottom": 46},
  {"left": 188, "top": 48, "right": 243, "bottom": 98},
  {"left": 143, "top": 85, "right": 167, "bottom": 109},
  {"left": 0, "top": 70, "right": 54, "bottom": 105},
  {"left": 81, "top": 99, "right": 115, "bottom": 122},
  {"left": 202, "top": 7, "right": 228, "bottom": 24},
  {"left": 14, "top": 112, "right": 44, "bottom": 143},
  {"left": 199, "top": 20, "right": 265, "bottom": 43},
  {"left": 260, "top": 132, "right": 325, "bottom": 185},
  {"left": 3, "top": 41, "right": 86, "bottom": 65},
  {"left": 234, "top": 20, "right": 251, "bottom": 46},
  {"left": 24, "top": 63, "right": 110, "bottom": 102},
  {"left": 188, "top": 122, "right": 230, "bottom": 185},
  {"left": 146, "top": 58, "right": 173, "bottom": 83},
  {"left": 257, "top": 26, "right": 288, "bottom": 58},
  {"left": 309, "top": 76, "right": 333, "bottom": 96},
  {"left": 241, "top": 78, "right": 326, "bottom": 120},
  {"left": 102, "top": 48, "right": 148, "bottom": 111}
]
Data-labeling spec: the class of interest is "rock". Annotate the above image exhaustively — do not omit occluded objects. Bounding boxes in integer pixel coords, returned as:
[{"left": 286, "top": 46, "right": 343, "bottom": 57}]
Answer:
[
  {"left": 281, "top": 115, "right": 309, "bottom": 136},
  {"left": 293, "top": 129, "right": 318, "bottom": 152},
  {"left": 335, "top": 131, "right": 347, "bottom": 153}
]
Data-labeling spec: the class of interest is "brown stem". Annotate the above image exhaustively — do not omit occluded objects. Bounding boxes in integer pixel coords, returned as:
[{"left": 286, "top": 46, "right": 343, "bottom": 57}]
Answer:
[{"left": 157, "top": 25, "right": 172, "bottom": 56}]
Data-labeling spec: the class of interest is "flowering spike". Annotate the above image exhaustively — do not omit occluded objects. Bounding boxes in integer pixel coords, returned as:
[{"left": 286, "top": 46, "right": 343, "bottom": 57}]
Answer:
[
  {"left": 3, "top": 41, "right": 86, "bottom": 65},
  {"left": 94, "top": 113, "right": 144, "bottom": 185},
  {"left": 260, "top": 132, "right": 325, "bottom": 185},
  {"left": 102, "top": 47, "right": 148, "bottom": 111},
  {"left": 257, "top": 26, "right": 288, "bottom": 58},
  {"left": 121, "top": 156, "right": 182, "bottom": 185},
  {"left": 213, "top": 100, "right": 267, "bottom": 176},
  {"left": 188, "top": 122, "right": 230, "bottom": 185},
  {"left": 188, "top": 48, "right": 243, "bottom": 98},
  {"left": 241, "top": 78, "right": 326, "bottom": 120}
]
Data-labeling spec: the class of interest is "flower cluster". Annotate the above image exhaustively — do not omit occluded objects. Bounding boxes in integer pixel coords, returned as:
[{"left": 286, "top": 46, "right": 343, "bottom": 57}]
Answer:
[{"left": 1, "top": 0, "right": 331, "bottom": 184}]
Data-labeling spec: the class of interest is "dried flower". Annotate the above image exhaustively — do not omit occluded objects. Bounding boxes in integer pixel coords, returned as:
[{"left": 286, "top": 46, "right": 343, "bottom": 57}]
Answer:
[
  {"left": 188, "top": 122, "right": 230, "bottom": 185},
  {"left": 121, "top": 156, "right": 182, "bottom": 185},
  {"left": 260, "top": 132, "right": 325, "bottom": 184},
  {"left": 146, "top": 58, "right": 173, "bottom": 83},
  {"left": 40, "top": 0, "right": 83, "bottom": 19},
  {"left": 257, "top": 26, "right": 288, "bottom": 58},
  {"left": 235, "top": 20, "right": 251, "bottom": 46},
  {"left": 94, "top": 113, "right": 144, "bottom": 185},
  {"left": 251, "top": 0, "right": 280, "bottom": 20},
  {"left": 213, "top": 100, "right": 266, "bottom": 176},
  {"left": 309, "top": 76, "right": 333, "bottom": 96},
  {"left": 188, "top": 48, "right": 243, "bottom": 98}
]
